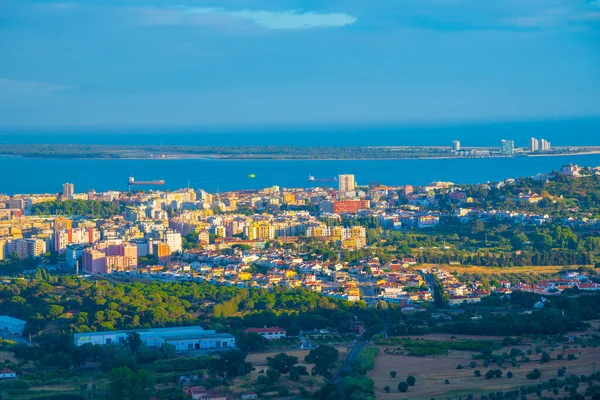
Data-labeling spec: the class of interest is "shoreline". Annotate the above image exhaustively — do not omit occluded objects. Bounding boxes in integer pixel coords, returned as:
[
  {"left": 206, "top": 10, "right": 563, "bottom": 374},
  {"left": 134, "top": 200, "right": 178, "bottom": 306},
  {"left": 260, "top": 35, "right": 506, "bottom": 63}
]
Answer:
[{"left": 1, "top": 152, "right": 600, "bottom": 161}]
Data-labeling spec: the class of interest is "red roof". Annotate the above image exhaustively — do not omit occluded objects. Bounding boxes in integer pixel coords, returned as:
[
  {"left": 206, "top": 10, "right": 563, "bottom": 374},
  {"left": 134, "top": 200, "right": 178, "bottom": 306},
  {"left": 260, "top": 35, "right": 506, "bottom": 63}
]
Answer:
[
  {"left": 245, "top": 327, "right": 286, "bottom": 334},
  {"left": 0, "top": 368, "right": 15, "bottom": 374}
]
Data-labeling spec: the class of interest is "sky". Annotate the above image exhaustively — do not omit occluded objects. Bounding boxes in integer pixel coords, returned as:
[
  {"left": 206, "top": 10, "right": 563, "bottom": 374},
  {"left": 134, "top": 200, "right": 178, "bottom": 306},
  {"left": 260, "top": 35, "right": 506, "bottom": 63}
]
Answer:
[{"left": 1, "top": 0, "right": 599, "bottom": 128}]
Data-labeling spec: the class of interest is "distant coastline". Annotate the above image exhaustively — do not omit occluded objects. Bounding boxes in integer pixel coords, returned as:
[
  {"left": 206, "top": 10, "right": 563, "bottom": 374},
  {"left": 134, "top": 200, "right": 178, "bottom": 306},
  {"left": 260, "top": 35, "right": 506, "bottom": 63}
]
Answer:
[{"left": 1, "top": 143, "right": 599, "bottom": 161}]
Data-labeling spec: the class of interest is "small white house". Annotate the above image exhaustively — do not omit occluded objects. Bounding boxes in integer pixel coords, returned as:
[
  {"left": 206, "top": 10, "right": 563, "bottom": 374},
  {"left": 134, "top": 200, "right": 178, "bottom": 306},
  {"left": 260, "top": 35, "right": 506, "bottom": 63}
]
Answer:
[
  {"left": 0, "top": 316, "right": 26, "bottom": 336},
  {"left": 0, "top": 368, "right": 16, "bottom": 379},
  {"left": 241, "top": 393, "right": 258, "bottom": 400}
]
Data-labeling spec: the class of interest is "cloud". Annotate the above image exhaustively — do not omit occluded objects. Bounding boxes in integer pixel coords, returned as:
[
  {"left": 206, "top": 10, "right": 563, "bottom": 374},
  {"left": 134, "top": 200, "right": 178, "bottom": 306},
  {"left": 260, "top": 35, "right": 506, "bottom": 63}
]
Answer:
[
  {"left": 139, "top": 6, "right": 357, "bottom": 30},
  {"left": 0, "top": 78, "right": 70, "bottom": 97}
]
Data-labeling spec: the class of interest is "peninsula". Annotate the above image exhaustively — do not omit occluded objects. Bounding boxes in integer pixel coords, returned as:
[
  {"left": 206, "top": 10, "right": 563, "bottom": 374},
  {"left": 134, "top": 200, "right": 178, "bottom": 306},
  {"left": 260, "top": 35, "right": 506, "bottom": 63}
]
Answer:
[{"left": 0, "top": 143, "right": 599, "bottom": 160}]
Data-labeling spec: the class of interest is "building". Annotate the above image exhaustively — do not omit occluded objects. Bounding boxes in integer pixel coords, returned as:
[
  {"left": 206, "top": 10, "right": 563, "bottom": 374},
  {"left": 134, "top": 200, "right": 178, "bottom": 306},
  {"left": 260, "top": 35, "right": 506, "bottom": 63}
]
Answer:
[
  {"left": 417, "top": 215, "right": 440, "bottom": 228},
  {"left": 66, "top": 244, "right": 86, "bottom": 268},
  {"left": 451, "top": 140, "right": 461, "bottom": 151},
  {"left": 82, "top": 243, "right": 138, "bottom": 274},
  {"left": 62, "top": 183, "right": 75, "bottom": 199},
  {"left": 562, "top": 164, "right": 580, "bottom": 177},
  {"left": 155, "top": 242, "right": 171, "bottom": 263},
  {"left": 338, "top": 174, "right": 355, "bottom": 194},
  {"left": 165, "top": 230, "right": 183, "bottom": 253},
  {"left": 0, "top": 368, "right": 16, "bottom": 379},
  {"left": 320, "top": 200, "right": 370, "bottom": 215},
  {"left": 4, "top": 238, "right": 47, "bottom": 259},
  {"left": 73, "top": 326, "right": 236, "bottom": 352},
  {"left": 0, "top": 316, "right": 26, "bottom": 336},
  {"left": 541, "top": 139, "right": 551, "bottom": 151},
  {"left": 530, "top": 138, "right": 539, "bottom": 153},
  {"left": 241, "top": 393, "right": 258, "bottom": 400},
  {"left": 244, "top": 327, "right": 287, "bottom": 340},
  {"left": 501, "top": 140, "right": 515, "bottom": 156}
]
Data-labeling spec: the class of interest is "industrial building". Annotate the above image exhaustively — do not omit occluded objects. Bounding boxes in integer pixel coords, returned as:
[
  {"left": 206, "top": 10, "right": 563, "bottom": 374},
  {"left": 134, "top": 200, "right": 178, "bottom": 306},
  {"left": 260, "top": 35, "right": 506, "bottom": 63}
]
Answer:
[
  {"left": 73, "top": 326, "right": 235, "bottom": 352},
  {"left": 0, "top": 316, "right": 26, "bottom": 336}
]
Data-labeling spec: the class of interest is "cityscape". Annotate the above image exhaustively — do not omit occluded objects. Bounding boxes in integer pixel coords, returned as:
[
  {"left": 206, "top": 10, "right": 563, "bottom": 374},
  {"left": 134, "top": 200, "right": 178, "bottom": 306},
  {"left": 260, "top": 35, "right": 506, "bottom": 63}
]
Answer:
[
  {"left": 1, "top": 163, "right": 600, "bottom": 399},
  {"left": 2, "top": 0, "right": 600, "bottom": 399}
]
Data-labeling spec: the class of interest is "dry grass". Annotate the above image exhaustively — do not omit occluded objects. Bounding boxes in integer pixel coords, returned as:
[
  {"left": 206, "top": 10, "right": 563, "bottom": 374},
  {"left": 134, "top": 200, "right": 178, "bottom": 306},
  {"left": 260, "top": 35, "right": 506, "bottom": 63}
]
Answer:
[
  {"left": 417, "top": 264, "right": 570, "bottom": 274},
  {"left": 369, "top": 342, "right": 600, "bottom": 400}
]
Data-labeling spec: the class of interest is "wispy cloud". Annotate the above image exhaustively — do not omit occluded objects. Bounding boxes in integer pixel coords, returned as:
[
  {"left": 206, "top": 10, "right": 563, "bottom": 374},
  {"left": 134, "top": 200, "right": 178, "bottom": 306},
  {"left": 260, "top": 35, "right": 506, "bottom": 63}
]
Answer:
[{"left": 137, "top": 6, "right": 357, "bottom": 30}]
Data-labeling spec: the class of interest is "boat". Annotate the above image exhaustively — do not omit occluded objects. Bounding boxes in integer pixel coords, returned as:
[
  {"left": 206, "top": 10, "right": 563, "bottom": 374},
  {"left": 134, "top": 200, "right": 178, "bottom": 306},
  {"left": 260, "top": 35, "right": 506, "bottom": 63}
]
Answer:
[
  {"left": 308, "top": 175, "right": 315, "bottom": 181},
  {"left": 128, "top": 176, "right": 165, "bottom": 185}
]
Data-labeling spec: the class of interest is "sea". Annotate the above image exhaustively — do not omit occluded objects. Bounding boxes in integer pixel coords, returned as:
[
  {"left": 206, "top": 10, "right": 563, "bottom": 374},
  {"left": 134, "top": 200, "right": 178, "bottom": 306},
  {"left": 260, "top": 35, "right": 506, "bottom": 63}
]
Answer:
[{"left": 1, "top": 118, "right": 599, "bottom": 195}]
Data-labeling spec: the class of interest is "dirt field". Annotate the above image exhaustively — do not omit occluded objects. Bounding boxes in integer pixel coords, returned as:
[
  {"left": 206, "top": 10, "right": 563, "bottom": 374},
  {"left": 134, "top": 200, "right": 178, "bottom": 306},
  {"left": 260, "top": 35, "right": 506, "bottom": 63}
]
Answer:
[{"left": 369, "top": 344, "right": 600, "bottom": 399}]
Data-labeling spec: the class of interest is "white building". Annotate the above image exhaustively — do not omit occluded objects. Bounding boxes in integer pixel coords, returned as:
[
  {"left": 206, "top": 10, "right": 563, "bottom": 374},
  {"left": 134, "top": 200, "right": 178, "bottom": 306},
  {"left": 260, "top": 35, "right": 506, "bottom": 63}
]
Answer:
[
  {"left": 73, "top": 326, "right": 235, "bottom": 352},
  {"left": 244, "top": 327, "right": 287, "bottom": 340},
  {"left": 338, "top": 174, "right": 356, "bottom": 194},
  {"left": 0, "top": 316, "right": 26, "bottom": 336},
  {"left": 165, "top": 230, "right": 183, "bottom": 253},
  {"left": 0, "top": 368, "right": 16, "bottom": 379}
]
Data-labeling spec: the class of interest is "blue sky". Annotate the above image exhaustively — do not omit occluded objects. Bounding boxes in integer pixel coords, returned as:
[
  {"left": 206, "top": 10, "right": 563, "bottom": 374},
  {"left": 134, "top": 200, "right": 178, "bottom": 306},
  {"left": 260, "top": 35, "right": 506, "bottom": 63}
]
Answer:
[{"left": 1, "top": 0, "right": 599, "bottom": 128}]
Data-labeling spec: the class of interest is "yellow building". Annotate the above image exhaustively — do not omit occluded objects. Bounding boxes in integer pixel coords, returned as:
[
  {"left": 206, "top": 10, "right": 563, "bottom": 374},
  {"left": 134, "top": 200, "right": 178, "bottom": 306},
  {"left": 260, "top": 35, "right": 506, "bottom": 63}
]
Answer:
[{"left": 238, "top": 272, "right": 252, "bottom": 281}]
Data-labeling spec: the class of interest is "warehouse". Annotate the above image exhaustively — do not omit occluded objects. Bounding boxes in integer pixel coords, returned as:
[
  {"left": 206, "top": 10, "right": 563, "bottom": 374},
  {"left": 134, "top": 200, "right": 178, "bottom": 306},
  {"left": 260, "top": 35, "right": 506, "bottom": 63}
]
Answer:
[
  {"left": 73, "top": 326, "right": 235, "bottom": 352},
  {"left": 0, "top": 316, "right": 26, "bottom": 336}
]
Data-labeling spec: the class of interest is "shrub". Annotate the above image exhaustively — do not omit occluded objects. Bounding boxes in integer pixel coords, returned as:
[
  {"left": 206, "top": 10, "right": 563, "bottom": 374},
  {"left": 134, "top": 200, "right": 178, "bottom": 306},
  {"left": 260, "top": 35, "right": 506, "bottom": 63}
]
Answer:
[
  {"left": 507, "top": 371, "right": 513, "bottom": 378},
  {"left": 526, "top": 369, "right": 542, "bottom": 380},
  {"left": 445, "top": 379, "right": 450, "bottom": 385},
  {"left": 474, "top": 370, "right": 481, "bottom": 377},
  {"left": 384, "top": 386, "right": 391, "bottom": 393},
  {"left": 390, "top": 370, "right": 397, "bottom": 378},
  {"left": 398, "top": 382, "right": 409, "bottom": 392},
  {"left": 407, "top": 376, "right": 416, "bottom": 386}
]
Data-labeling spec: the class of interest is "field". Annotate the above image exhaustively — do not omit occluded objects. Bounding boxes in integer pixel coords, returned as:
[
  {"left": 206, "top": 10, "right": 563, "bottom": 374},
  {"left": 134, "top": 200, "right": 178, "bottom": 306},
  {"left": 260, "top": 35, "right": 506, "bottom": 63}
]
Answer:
[
  {"left": 231, "top": 347, "right": 351, "bottom": 398},
  {"left": 368, "top": 333, "right": 600, "bottom": 400},
  {"left": 418, "top": 264, "right": 572, "bottom": 274}
]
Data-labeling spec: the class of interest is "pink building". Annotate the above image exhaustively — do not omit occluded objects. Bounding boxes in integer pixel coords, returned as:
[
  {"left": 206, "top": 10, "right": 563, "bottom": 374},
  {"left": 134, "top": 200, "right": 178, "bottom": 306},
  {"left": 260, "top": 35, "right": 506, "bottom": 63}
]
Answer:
[{"left": 82, "top": 243, "right": 138, "bottom": 274}]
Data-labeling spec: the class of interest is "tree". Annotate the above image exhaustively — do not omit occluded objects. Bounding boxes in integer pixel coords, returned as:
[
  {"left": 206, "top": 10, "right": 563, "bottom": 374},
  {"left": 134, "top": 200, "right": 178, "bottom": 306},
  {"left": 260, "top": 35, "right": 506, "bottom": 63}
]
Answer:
[
  {"left": 305, "top": 346, "right": 339, "bottom": 378},
  {"left": 445, "top": 379, "right": 450, "bottom": 385},
  {"left": 266, "top": 368, "right": 281, "bottom": 382},
  {"left": 108, "top": 366, "right": 154, "bottom": 400},
  {"left": 390, "top": 370, "right": 397, "bottom": 378},
  {"left": 238, "top": 332, "right": 269, "bottom": 352},
  {"left": 485, "top": 370, "right": 496, "bottom": 380},
  {"left": 507, "top": 371, "right": 513, "bottom": 378},
  {"left": 126, "top": 332, "right": 143, "bottom": 353},
  {"left": 474, "top": 370, "right": 481, "bottom": 377},
  {"left": 526, "top": 369, "right": 542, "bottom": 380},
  {"left": 407, "top": 376, "right": 416, "bottom": 386},
  {"left": 384, "top": 386, "right": 391, "bottom": 393},
  {"left": 210, "top": 351, "right": 253, "bottom": 378},
  {"left": 398, "top": 382, "right": 409, "bottom": 392},
  {"left": 289, "top": 368, "right": 301, "bottom": 382},
  {"left": 267, "top": 353, "right": 298, "bottom": 374},
  {"left": 541, "top": 352, "right": 551, "bottom": 363}
]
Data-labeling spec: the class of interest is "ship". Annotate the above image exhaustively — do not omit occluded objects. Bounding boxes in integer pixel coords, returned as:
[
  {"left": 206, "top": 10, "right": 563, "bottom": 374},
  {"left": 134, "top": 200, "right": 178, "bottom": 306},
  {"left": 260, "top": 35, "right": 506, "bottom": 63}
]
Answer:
[{"left": 128, "top": 176, "right": 165, "bottom": 186}]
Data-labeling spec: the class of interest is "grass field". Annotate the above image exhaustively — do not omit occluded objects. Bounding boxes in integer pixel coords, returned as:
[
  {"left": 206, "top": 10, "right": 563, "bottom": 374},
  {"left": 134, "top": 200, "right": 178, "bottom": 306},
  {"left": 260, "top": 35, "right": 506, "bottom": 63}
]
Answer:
[{"left": 368, "top": 335, "right": 600, "bottom": 400}]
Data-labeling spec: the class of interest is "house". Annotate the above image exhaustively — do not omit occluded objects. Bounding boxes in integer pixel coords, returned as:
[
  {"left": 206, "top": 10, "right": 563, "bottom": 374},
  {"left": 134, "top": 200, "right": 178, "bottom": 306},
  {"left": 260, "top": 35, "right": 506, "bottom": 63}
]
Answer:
[
  {"left": 0, "top": 316, "right": 26, "bottom": 336},
  {"left": 245, "top": 327, "right": 287, "bottom": 340},
  {"left": 0, "top": 368, "right": 16, "bottom": 379},
  {"left": 241, "top": 393, "right": 258, "bottom": 400},
  {"left": 185, "top": 386, "right": 228, "bottom": 400}
]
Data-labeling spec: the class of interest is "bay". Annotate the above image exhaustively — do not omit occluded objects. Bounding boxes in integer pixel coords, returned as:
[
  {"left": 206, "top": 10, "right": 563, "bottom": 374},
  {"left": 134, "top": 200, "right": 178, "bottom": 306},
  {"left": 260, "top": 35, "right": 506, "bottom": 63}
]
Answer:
[{"left": 2, "top": 154, "right": 600, "bottom": 195}]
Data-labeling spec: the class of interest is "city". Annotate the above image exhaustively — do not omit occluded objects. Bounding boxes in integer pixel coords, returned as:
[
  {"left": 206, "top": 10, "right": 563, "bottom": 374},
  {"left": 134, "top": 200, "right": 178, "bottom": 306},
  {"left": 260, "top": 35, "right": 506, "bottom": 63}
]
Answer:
[{"left": 0, "top": 164, "right": 600, "bottom": 399}]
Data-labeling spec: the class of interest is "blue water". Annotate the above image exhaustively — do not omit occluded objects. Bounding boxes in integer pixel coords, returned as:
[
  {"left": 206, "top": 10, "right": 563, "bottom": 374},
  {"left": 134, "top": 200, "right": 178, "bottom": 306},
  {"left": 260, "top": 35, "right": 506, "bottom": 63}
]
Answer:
[
  {"left": 1, "top": 119, "right": 598, "bottom": 194},
  {"left": 2, "top": 154, "right": 599, "bottom": 195}
]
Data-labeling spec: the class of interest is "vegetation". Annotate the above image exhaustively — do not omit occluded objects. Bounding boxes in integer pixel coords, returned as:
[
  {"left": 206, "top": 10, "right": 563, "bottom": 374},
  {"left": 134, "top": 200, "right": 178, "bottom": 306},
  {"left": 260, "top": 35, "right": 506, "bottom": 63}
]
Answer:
[{"left": 31, "top": 199, "right": 122, "bottom": 218}]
